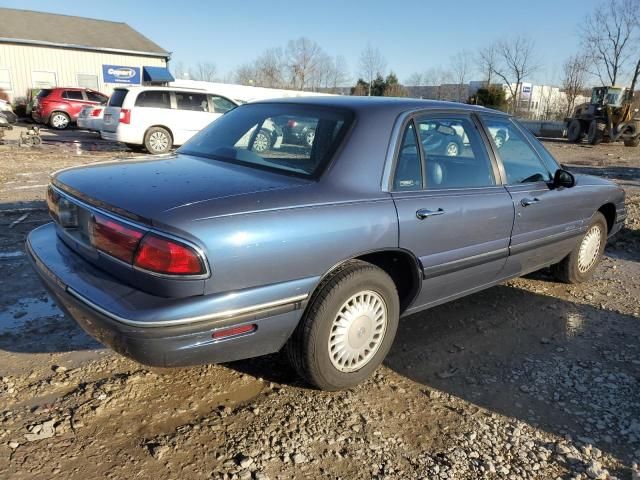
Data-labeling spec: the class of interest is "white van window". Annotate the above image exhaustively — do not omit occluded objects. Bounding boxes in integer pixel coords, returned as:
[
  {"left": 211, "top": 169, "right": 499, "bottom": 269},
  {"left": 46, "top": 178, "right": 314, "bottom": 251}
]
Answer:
[
  {"left": 135, "top": 91, "right": 171, "bottom": 109},
  {"left": 175, "top": 92, "right": 208, "bottom": 112},
  {"left": 210, "top": 95, "right": 236, "bottom": 113}
]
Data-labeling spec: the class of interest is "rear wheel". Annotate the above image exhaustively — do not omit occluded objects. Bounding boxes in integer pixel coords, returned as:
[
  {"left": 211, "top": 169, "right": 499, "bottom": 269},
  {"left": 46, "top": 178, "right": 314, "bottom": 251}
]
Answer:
[
  {"left": 587, "top": 120, "right": 605, "bottom": 145},
  {"left": 567, "top": 119, "right": 583, "bottom": 143},
  {"left": 551, "top": 212, "right": 607, "bottom": 284},
  {"left": 49, "top": 112, "right": 70, "bottom": 130},
  {"left": 144, "top": 127, "right": 172, "bottom": 154},
  {"left": 304, "top": 129, "right": 315, "bottom": 147},
  {"left": 286, "top": 260, "right": 399, "bottom": 390},
  {"left": 623, "top": 136, "right": 640, "bottom": 147},
  {"left": 253, "top": 129, "right": 271, "bottom": 153},
  {"left": 444, "top": 140, "right": 461, "bottom": 156}
]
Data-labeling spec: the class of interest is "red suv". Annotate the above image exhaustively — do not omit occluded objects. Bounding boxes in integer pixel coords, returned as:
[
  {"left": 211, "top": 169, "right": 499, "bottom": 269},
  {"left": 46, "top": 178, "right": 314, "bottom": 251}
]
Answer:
[{"left": 32, "top": 88, "right": 109, "bottom": 130}]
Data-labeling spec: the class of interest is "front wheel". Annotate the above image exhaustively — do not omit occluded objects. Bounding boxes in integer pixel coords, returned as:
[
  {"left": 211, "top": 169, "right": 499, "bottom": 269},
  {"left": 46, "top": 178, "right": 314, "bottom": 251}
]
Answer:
[
  {"left": 286, "top": 260, "right": 399, "bottom": 390},
  {"left": 567, "top": 119, "right": 583, "bottom": 143},
  {"left": 623, "top": 136, "right": 640, "bottom": 147},
  {"left": 551, "top": 212, "right": 607, "bottom": 284},
  {"left": 587, "top": 120, "right": 605, "bottom": 145}
]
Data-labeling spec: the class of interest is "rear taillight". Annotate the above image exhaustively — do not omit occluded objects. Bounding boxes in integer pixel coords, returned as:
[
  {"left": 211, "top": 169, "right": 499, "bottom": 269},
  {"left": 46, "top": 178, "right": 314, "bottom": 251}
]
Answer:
[
  {"left": 133, "top": 234, "right": 205, "bottom": 275},
  {"left": 92, "top": 108, "right": 103, "bottom": 117},
  {"left": 119, "top": 109, "right": 131, "bottom": 124},
  {"left": 90, "top": 214, "right": 143, "bottom": 263},
  {"left": 287, "top": 119, "right": 297, "bottom": 128}
]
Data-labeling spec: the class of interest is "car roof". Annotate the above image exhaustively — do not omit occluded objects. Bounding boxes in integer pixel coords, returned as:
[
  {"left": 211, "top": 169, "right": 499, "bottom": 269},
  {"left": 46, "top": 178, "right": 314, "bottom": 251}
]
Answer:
[
  {"left": 250, "top": 95, "right": 509, "bottom": 116},
  {"left": 114, "top": 85, "right": 208, "bottom": 92}
]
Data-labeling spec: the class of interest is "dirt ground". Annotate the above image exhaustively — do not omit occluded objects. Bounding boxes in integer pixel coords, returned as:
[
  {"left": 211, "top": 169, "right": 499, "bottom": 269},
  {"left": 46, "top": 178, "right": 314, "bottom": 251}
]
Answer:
[{"left": 0, "top": 126, "right": 639, "bottom": 480}]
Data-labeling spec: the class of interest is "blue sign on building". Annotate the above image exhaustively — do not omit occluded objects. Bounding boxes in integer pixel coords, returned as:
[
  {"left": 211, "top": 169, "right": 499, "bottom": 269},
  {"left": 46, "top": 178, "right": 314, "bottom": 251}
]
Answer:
[{"left": 102, "top": 65, "right": 141, "bottom": 85}]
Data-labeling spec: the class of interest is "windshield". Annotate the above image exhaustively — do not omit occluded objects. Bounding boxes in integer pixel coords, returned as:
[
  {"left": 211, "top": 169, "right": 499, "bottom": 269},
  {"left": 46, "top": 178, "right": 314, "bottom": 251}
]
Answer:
[
  {"left": 108, "top": 89, "right": 128, "bottom": 107},
  {"left": 179, "top": 103, "right": 353, "bottom": 178}
]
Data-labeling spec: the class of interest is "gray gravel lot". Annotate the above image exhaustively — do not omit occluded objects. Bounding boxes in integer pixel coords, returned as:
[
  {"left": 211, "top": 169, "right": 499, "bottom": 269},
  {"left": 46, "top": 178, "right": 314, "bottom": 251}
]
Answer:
[{"left": 0, "top": 128, "right": 638, "bottom": 479}]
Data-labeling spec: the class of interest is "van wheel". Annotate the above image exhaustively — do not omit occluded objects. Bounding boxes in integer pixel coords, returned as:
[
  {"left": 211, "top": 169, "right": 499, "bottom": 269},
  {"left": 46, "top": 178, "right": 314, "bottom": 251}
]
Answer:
[
  {"left": 50, "top": 112, "right": 70, "bottom": 130},
  {"left": 144, "top": 127, "right": 172, "bottom": 154},
  {"left": 551, "top": 212, "right": 607, "bottom": 284},
  {"left": 286, "top": 260, "right": 399, "bottom": 391}
]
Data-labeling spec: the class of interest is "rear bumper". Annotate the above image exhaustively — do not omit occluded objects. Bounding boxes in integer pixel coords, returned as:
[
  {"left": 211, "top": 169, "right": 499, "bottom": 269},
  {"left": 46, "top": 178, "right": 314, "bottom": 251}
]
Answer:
[{"left": 27, "top": 223, "right": 307, "bottom": 367}]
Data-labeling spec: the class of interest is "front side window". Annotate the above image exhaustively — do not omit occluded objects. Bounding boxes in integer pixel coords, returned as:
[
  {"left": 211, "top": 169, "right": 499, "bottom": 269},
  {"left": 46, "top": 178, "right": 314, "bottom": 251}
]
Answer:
[
  {"left": 481, "top": 115, "right": 551, "bottom": 184},
  {"left": 62, "top": 90, "right": 84, "bottom": 100},
  {"left": 210, "top": 95, "right": 236, "bottom": 113},
  {"left": 176, "top": 92, "right": 208, "bottom": 112},
  {"left": 179, "top": 103, "right": 352, "bottom": 177},
  {"left": 135, "top": 91, "right": 171, "bottom": 109},
  {"left": 416, "top": 115, "right": 495, "bottom": 189}
]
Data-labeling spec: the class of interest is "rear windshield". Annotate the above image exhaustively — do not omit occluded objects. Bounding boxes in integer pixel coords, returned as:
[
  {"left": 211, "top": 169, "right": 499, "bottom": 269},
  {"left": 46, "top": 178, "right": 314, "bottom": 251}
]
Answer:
[
  {"left": 179, "top": 103, "right": 353, "bottom": 178},
  {"left": 108, "top": 89, "right": 128, "bottom": 107}
]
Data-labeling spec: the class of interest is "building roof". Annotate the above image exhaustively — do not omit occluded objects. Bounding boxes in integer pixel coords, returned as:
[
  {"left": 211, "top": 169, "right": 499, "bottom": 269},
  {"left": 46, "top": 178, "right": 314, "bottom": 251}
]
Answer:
[{"left": 0, "top": 8, "right": 169, "bottom": 57}]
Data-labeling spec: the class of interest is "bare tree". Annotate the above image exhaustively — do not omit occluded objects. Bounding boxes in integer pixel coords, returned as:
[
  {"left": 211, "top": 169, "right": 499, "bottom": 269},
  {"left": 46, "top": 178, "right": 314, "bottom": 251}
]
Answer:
[
  {"left": 358, "top": 44, "right": 387, "bottom": 96},
  {"left": 630, "top": 57, "right": 640, "bottom": 95},
  {"left": 493, "top": 36, "right": 538, "bottom": 114},
  {"left": 450, "top": 50, "right": 473, "bottom": 102},
  {"left": 189, "top": 62, "right": 218, "bottom": 82},
  {"left": 406, "top": 72, "right": 424, "bottom": 86},
  {"left": 170, "top": 61, "right": 188, "bottom": 80},
  {"left": 285, "top": 37, "right": 323, "bottom": 90},
  {"left": 561, "top": 54, "right": 589, "bottom": 117},
  {"left": 234, "top": 63, "right": 257, "bottom": 86},
  {"left": 581, "top": 0, "right": 640, "bottom": 86},
  {"left": 255, "top": 47, "right": 286, "bottom": 88},
  {"left": 476, "top": 44, "right": 499, "bottom": 86},
  {"left": 317, "top": 55, "right": 349, "bottom": 92}
]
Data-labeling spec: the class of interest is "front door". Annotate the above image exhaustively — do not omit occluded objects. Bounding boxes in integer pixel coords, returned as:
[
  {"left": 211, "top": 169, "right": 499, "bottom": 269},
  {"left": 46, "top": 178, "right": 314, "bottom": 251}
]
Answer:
[
  {"left": 479, "top": 114, "right": 590, "bottom": 274},
  {"left": 391, "top": 112, "right": 515, "bottom": 313}
]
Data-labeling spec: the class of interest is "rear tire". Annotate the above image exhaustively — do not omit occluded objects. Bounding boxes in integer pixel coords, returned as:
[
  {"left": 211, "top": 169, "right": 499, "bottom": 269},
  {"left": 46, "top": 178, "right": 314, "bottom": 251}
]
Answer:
[
  {"left": 252, "top": 129, "right": 271, "bottom": 153},
  {"left": 567, "top": 119, "right": 583, "bottom": 143},
  {"left": 286, "top": 260, "right": 399, "bottom": 391},
  {"left": 623, "top": 136, "right": 640, "bottom": 147},
  {"left": 49, "top": 112, "right": 70, "bottom": 130},
  {"left": 551, "top": 212, "right": 607, "bottom": 284},
  {"left": 587, "top": 120, "right": 605, "bottom": 145},
  {"left": 144, "top": 127, "right": 172, "bottom": 154}
]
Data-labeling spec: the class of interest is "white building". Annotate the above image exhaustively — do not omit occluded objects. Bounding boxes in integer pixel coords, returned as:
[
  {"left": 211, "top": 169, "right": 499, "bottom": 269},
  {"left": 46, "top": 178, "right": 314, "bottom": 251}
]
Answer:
[{"left": 0, "top": 8, "right": 172, "bottom": 103}]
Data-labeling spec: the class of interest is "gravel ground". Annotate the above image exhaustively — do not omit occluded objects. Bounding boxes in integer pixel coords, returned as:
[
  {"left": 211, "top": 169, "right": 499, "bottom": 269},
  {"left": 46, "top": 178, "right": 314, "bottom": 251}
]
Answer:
[{"left": 0, "top": 128, "right": 638, "bottom": 479}]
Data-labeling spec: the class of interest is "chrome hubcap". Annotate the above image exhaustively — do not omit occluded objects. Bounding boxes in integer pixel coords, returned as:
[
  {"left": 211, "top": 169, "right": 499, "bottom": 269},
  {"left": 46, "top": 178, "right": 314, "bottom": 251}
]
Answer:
[
  {"left": 328, "top": 290, "right": 387, "bottom": 373},
  {"left": 305, "top": 130, "right": 315, "bottom": 146},
  {"left": 254, "top": 133, "right": 269, "bottom": 152},
  {"left": 578, "top": 225, "right": 602, "bottom": 273},
  {"left": 149, "top": 132, "right": 169, "bottom": 152},
  {"left": 494, "top": 136, "right": 504, "bottom": 148},
  {"left": 446, "top": 142, "right": 458, "bottom": 156}
]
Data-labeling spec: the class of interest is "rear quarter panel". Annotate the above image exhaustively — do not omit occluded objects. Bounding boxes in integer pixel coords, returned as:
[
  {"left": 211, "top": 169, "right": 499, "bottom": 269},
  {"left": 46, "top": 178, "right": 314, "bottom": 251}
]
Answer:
[{"left": 178, "top": 197, "right": 399, "bottom": 296}]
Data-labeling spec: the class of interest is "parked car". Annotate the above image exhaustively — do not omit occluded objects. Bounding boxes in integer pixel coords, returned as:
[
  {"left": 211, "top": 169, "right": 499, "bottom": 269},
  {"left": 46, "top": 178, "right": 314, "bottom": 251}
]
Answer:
[
  {"left": 32, "top": 88, "right": 108, "bottom": 130},
  {"left": 28, "top": 97, "right": 626, "bottom": 391},
  {"left": 100, "top": 86, "right": 238, "bottom": 154},
  {"left": 418, "top": 120, "right": 465, "bottom": 156},
  {"left": 276, "top": 116, "right": 317, "bottom": 147},
  {"left": 77, "top": 105, "right": 105, "bottom": 132}
]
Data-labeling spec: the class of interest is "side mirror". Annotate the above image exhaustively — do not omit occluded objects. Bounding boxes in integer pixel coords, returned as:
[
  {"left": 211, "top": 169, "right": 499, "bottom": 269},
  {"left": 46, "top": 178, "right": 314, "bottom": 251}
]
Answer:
[{"left": 553, "top": 169, "right": 575, "bottom": 188}]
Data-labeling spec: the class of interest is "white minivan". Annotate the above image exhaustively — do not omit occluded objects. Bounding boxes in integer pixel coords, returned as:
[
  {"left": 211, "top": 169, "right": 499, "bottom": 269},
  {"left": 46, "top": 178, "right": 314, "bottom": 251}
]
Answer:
[{"left": 100, "top": 86, "right": 238, "bottom": 153}]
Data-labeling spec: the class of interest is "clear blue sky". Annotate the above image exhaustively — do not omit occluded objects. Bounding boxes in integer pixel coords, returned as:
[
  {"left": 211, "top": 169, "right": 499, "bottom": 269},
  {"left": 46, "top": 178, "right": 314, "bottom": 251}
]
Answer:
[{"left": 3, "top": 0, "right": 602, "bottom": 85}]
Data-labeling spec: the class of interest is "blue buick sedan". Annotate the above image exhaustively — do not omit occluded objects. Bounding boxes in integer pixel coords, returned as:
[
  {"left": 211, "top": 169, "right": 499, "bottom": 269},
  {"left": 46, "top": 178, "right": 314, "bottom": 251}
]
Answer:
[{"left": 28, "top": 97, "right": 626, "bottom": 390}]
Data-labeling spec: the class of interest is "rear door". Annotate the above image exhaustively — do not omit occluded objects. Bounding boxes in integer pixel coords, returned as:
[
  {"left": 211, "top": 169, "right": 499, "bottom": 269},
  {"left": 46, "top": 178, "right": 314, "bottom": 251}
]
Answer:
[
  {"left": 391, "top": 112, "right": 514, "bottom": 311},
  {"left": 172, "top": 91, "right": 215, "bottom": 144},
  {"left": 61, "top": 90, "right": 86, "bottom": 119},
  {"left": 478, "top": 114, "right": 590, "bottom": 274}
]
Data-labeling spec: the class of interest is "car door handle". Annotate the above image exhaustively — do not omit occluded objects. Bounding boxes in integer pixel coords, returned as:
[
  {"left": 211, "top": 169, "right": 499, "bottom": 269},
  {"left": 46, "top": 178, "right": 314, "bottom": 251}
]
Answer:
[
  {"left": 521, "top": 197, "right": 540, "bottom": 207},
  {"left": 416, "top": 208, "right": 445, "bottom": 220}
]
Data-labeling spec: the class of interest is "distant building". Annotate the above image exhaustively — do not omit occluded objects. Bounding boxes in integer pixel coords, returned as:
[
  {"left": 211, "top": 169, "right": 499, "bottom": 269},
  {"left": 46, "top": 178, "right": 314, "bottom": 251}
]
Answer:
[{"left": 0, "top": 8, "right": 172, "bottom": 102}]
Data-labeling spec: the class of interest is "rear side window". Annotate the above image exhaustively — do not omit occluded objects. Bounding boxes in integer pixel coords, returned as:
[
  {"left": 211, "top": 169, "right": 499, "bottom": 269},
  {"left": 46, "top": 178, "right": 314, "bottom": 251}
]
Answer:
[
  {"left": 180, "top": 103, "right": 353, "bottom": 178},
  {"left": 175, "top": 92, "right": 208, "bottom": 111},
  {"left": 394, "top": 122, "right": 422, "bottom": 191},
  {"left": 210, "top": 95, "right": 236, "bottom": 113},
  {"left": 62, "top": 90, "right": 84, "bottom": 100},
  {"left": 108, "top": 89, "right": 128, "bottom": 107},
  {"left": 135, "top": 91, "right": 171, "bottom": 109},
  {"left": 86, "top": 91, "right": 107, "bottom": 104},
  {"left": 37, "top": 89, "right": 52, "bottom": 99}
]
